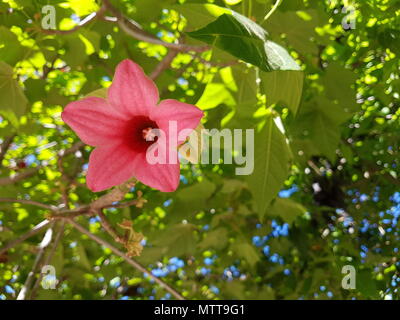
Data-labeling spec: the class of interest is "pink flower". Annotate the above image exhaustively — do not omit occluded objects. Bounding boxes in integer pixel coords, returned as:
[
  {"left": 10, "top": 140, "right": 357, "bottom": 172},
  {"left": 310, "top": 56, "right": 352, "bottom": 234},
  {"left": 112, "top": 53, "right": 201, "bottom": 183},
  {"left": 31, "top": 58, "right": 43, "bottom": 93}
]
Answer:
[{"left": 62, "top": 59, "right": 204, "bottom": 192}]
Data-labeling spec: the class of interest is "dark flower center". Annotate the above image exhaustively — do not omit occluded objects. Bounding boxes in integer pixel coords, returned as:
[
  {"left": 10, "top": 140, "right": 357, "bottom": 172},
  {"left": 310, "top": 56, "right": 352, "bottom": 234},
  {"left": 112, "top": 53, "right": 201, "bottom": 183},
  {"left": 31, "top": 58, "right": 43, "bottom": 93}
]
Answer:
[{"left": 124, "top": 116, "right": 159, "bottom": 153}]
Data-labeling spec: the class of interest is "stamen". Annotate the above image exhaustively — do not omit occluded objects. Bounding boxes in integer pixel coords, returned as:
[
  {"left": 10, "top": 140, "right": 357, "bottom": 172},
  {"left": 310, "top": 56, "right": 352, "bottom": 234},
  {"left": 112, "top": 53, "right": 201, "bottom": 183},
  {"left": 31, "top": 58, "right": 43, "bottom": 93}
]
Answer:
[{"left": 142, "top": 127, "right": 156, "bottom": 141}]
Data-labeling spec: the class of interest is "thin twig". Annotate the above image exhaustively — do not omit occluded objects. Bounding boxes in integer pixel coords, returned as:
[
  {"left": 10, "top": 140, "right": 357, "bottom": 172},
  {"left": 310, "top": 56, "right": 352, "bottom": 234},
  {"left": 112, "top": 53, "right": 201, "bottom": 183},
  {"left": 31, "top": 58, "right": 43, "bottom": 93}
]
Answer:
[
  {"left": 102, "top": 0, "right": 209, "bottom": 53},
  {"left": 29, "top": 221, "right": 66, "bottom": 299},
  {"left": 41, "top": 6, "right": 106, "bottom": 35},
  {"left": 67, "top": 219, "right": 185, "bottom": 300},
  {"left": 0, "top": 141, "right": 85, "bottom": 187},
  {"left": 0, "top": 220, "right": 51, "bottom": 256},
  {"left": 0, "top": 198, "right": 57, "bottom": 210},
  {"left": 262, "top": 0, "right": 283, "bottom": 24},
  {"left": 90, "top": 179, "right": 137, "bottom": 212},
  {"left": 97, "top": 210, "right": 124, "bottom": 243},
  {"left": 0, "top": 166, "right": 42, "bottom": 186},
  {"left": 150, "top": 49, "right": 179, "bottom": 81},
  {"left": 16, "top": 223, "right": 55, "bottom": 300},
  {"left": 0, "top": 134, "right": 16, "bottom": 166}
]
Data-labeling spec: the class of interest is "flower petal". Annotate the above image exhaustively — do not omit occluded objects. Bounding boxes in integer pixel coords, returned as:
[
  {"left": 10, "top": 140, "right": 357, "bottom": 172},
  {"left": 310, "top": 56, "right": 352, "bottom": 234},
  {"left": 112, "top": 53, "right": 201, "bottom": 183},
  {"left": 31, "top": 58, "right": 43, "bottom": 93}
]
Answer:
[
  {"left": 62, "top": 97, "right": 127, "bottom": 147},
  {"left": 86, "top": 144, "right": 138, "bottom": 192},
  {"left": 132, "top": 152, "right": 180, "bottom": 192},
  {"left": 108, "top": 59, "right": 159, "bottom": 117},
  {"left": 151, "top": 99, "right": 204, "bottom": 144}
]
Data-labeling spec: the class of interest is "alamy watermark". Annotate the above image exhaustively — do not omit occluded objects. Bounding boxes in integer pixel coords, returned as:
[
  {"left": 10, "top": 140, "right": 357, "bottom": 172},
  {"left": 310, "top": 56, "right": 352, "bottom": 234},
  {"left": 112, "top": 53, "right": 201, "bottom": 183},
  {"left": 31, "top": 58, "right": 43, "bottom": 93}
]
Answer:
[
  {"left": 143, "top": 121, "right": 255, "bottom": 176},
  {"left": 341, "top": 265, "right": 356, "bottom": 290}
]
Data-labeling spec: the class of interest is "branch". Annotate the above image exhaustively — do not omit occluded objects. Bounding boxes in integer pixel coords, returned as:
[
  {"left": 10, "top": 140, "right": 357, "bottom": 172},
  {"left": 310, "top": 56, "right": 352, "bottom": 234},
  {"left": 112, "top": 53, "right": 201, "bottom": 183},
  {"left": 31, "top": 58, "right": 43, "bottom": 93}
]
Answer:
[
  {"left": 90, "top": 178, "right": 137, "bottom": 212},
  {"left": 0, "top": 198, "right": 57, "bottom": 211},
  {"left": 97, "top": 210, "right": 124, "bottom": 244},
  {"left": 0, "top": 220, "right": 51, "bottom": 256},
  {"left": 29, "top": 221, "right": 66, "bottom": 299},
  {"left": 262, "top": 0, "right": 283, "bottom": 24},
  {"left": 41, "top": 6, "right": 106, "bottom": 35},
  {"left": 0, "top": 141, "right": 84, "bottom": 187},
  {"left": 16, "top": 223, "right": 55, "bottom": 300},
  {"left": 0, "top": 166, "right": 42, "bottom": 186},
  {"left": 67, "top": 219, "right": 185, "bottom": 300},
  {"left": 102, "top": 0, "right": 209, "bottom": 53},
  {"left": 150, "top": 49, "right": 179, "bottom": 81},
  {"left": 58, "top": 141, "right": 85, "bottom": 158},
  {"left": 0, "top": 134, "right": 16, "bottom": 166}
]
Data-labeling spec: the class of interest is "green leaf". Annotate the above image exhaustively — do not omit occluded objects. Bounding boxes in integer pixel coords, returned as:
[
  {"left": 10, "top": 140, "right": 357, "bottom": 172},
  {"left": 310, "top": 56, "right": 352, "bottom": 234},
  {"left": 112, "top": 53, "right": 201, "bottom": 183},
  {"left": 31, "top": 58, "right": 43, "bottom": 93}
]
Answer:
[
  {"left": 152, "top": 224, "right": 197, "bottom": 257},
  {"left": 321, "top": 62, "right": 357, "bottom": 109},
  {"left": 136, "top": 247, "right": 167, "bottom": 265},
  {"left": 0, "top": 26, "right": 24, "bottom": 66},
  {"left": 74, "top": 242, "right": 91, "bottom": 271},
  {"left": 246, "top": 114, "right": 291, "bottom": 219},
  {"left": 357, "top": 269, "right": 378, "bottom": 298},
  {"left": 268, "top": 198, "right": 306, "bottom": 224},
  {"left": 0, "top": 61, "right": 28, "bottom": 127},
  {"left": 188, "top": 13, "right": 300, "bottom": 71},
  {"left": 173, "top": 178, "right": 216, "bottom": 217},
  {"left": 198, "top": 228, "right": 229, "bottom": 250},
  {"left": 171, "top": 3, "right": 231, "bottom": 31},
  {"left": 264, "top": 10, "right": 322, "bottom": 55},
  {"left": 309, "top": 112, "right": 340, "bottom": 162},
  {"left": 63, "top": 35, "right": 87, "bottom": 68},
  {"left": 196, "top": 83, "right": 236, "bottom": 110},
  {"left": 255, "top": 286, "right": 275, "bottom": 300},
  {"left": 260, "top": 70, "right": 304, "bottom": 114},
  {"left": 84, "top": 87, "right": 108, "bottom": 99},
  {"left": 231, "top": 241, "right": 260, "bottom": 267}
]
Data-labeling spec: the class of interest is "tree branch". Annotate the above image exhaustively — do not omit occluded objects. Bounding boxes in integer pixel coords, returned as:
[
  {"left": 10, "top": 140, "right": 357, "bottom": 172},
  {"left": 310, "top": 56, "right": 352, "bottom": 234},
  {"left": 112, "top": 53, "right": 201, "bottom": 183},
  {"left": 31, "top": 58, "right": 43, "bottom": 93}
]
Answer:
[
  {"left": 0, "top": 141, "right": 84, "bottom": 187},
  {"left": 41, "top": 7, "right": 106, "bottom": 35},
  {"left": 0, "top": 220, "right": 51, "bottom": 256},
  {"left": 29, "top": 221, "right": 66, "bottom": 299},
  {"left": 96, "top": 210, "right": 124, "bottom": 244},
  {"left": 102, "top": 0, "right": 209, "bottom": 53},
  {"left": 0, "top": 166, "right": 42, "bottom": 186},
  {"left": 150, "top": 49, "right": 179, "bottom": 81},
  {"left": 16, "top": 223, "right": 55, "bottom": 300},
  {"left": 90, "top": 178, "right": 137, "bottom": 212},
  {"left": 67, "top": 219, "right": 185, "bottom": 300},
  {"left": 0, "top": 134, "right": 16, "bottom": 166},
  {"left": 0, "top": 198, "right": 57, "bottom": 210}
]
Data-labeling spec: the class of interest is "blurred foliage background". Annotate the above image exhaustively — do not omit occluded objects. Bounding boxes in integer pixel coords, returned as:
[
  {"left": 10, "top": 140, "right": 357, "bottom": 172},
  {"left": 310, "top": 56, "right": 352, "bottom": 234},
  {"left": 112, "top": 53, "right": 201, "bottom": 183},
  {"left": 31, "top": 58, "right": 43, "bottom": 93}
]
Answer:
[{"left": 0, "top": 0, "right": 400, "bottom": 300}]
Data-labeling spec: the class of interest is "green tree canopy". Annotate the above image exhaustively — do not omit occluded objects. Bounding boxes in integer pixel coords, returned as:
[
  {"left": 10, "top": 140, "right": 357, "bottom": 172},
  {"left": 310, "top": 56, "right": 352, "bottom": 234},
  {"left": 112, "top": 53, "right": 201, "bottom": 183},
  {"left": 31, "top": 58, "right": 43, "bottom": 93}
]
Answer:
[{"left": 0, "top": 0, "right": 399, "bottom": 300}]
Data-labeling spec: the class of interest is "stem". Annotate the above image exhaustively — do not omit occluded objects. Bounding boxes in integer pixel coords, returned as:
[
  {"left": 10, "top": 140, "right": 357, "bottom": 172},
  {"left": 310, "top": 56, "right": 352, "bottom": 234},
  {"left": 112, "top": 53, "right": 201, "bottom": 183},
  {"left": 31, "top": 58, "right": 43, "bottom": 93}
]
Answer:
[
  {"left": 101, "top": 0, "right": 209, "bottom": 53},
  {"left": 16, "top": 222, "right": 55, "bottom": 300},
  {"left": 67, "top": 219, "right": 185, "bottom": 300},
  {"left": 150, "top": 49, "right": 179, "bottom": 81},
  {"left": 0, "top": 166, "right": 42, "bottom": 186},
  {"left": 0, "top": 134, "right": 16, "bottom": 166},
  {"left": 29, "top": 221, "right": 65, "bottom": 299},
  {"left": 0, "top": 198, "right": 57, "bottom": 211},
  {"left": 0, "top": 220, "right": 51, "bottom": 256},
  {"left": 41, "top": 7, "right": 106, "bottom": 35},
  {"left": 248, "top": 0, "right": 253, "bottom": 17},
  {"left": 262, "top": 0, "right": 283, "bottom": 24}
]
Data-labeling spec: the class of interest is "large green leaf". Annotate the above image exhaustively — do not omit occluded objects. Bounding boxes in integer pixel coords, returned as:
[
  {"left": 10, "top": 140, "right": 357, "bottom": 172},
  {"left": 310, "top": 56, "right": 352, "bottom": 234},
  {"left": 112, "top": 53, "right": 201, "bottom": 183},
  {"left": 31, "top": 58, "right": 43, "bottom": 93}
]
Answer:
[
  {"left": 171, "top": 3, "right": 231, "bottom": 31},
  {"left": 268, "top": 198, "right": 306, "bottom": 224},
  {"left": 188, "top": 13, "right": 300, "bottom": 71},
  {"left": 0, "top": 61, "right": 28, "bottom": 127},
  {"left": 0, "top": 26, "right": 24, "bottom": 66},
  {"left": 264, "top": 10, "right": 324, "bottom": 55},
  {"left": 310, "top": 112, "right": 340, "bottom": 162},
  {"left": 231, "top": 240, "right": 260, "bottom": 267},
  {"left": 260, "top": 70, "right": 304, "bottom": 114},
  {"left": 151, "top": 223, "right": 197, "bottom": 257},
  {"left": 246, "top": 114, "right": 291, "bottom": 219},
  {"left": 196, "top": 83, "right": 235, "bottom": 110}
]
